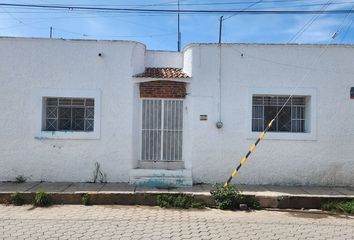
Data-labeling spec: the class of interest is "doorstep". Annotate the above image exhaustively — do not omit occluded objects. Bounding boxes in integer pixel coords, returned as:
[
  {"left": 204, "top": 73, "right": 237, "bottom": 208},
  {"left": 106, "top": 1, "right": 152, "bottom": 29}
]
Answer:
[{"left": 129, "top": 169, "right": 193, "bottom": 187}]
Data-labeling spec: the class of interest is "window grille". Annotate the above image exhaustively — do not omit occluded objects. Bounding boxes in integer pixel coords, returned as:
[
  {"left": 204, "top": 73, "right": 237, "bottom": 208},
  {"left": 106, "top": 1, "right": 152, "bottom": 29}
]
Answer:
[
  {"left": 44, "top": 97, "right": 94, "bottom": 131},
  {"left": 252, "top": 95, "right": 306, "bottom": 133},
  {"left": 142, "top": 99, "right": 183, "bottom": 161}
]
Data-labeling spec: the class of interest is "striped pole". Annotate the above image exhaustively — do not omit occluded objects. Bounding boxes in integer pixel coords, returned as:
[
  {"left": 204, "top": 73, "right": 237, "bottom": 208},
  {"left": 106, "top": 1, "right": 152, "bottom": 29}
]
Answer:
[{"left": 224, "top": 119, "right": 274, "bottom": 187}]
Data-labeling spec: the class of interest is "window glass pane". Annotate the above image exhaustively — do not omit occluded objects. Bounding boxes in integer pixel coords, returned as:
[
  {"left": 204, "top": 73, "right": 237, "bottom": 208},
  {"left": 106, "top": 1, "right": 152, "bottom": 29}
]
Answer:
[
  {"left": 264, "top": 106, "right": 277, "bottom": 131},
  {"left": 59, "top": 98, "right": 71, "bottom": 106},
  {"left": 46, "top": 119, "right": 57, "bottom": 131},
  {"left": 46, "top": 107, "right": 57, "bottom": 118},
  {"left": 59, "top": 107, "right": 71, "bottom": 119},
  {"left": 252, "top": 106, "right": 263, "bottom": 118},
  {"left": 59, "top": 119, "right": 71, "bottom": 130},
  {"left": 86, "top": 99, "right": 94, "bottom": 106},
  {"left": 86, "top": 107, "right": 94, "bottom": 119},
  {"left": 46, "top": 98, "right": 58, "bottom": 106},
  {"left": 72, "top": 99, "right": 85, "bottom": 106},
  {"left": 278, "top": 106, "right": 291, "bottom": 132}
]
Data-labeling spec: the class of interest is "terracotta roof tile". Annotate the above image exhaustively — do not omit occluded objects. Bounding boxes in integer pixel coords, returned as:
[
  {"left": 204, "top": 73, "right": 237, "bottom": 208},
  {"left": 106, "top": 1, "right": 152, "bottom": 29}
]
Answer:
[{"left": 134, "top": 68, "right": 189, "bottom": 79}]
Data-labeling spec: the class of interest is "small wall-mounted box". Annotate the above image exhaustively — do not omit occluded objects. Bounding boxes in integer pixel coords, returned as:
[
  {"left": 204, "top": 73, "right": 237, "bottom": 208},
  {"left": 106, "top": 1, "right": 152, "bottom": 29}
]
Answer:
[
  {"left": 351, "top": 87, "right": 354, "bottom": 99},
  {"left": 200, "top": 115, "right": 208, "bottom": 121}
]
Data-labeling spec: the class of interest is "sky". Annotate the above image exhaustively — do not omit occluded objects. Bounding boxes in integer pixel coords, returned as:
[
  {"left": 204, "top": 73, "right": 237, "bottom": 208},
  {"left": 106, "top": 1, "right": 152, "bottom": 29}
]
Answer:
[{"left": 1, "top": 0, "right": 354, "bottom": 51}]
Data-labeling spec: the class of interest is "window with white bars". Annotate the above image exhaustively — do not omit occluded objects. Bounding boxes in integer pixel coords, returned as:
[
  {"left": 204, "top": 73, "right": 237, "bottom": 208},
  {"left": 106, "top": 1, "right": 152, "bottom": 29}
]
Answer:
[
  {"left": 252, "top": 95, "right": 306, "bottom": 133},
  {"left": 141, "top": 99, "right": 183, "bottom": 161},
  {"left": 44, "top": 97, "right": 94, "bottom": 132}
]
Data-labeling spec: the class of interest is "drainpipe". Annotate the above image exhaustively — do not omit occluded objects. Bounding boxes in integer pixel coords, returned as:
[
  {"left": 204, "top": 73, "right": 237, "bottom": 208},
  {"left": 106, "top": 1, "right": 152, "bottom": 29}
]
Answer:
[{"left": 216, "top": 37, "right": 223, "bottom": 129}]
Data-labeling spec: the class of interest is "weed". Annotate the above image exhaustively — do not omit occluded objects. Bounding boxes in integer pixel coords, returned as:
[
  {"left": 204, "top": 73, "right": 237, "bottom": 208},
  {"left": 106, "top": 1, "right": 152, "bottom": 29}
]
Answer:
[
  {"left": 321, "top": 200, "right": 354, "bottom": 214},
  {"left": 191, "top": 200, "right": 207, "bottom": 209},
  {"left": 92, "top": 162, "right": 107, "bottom": 183},
  {"left": 81, "top": 193, "right": 90, "bottom": 206},
  {"left": 156, "top": 194, "right": 206, "bottom": 209},
  {"left": 34, "top": 192, "right": 52, "bottom": 207},
  {"left": 10, "top": 193, "right": 25, "bottom": 206},
  {"left": 210, "top": 184, "right": 260, "bottom": 210},
  {"left": 15, "top": 175, "right": 27, "bottom": 183}
]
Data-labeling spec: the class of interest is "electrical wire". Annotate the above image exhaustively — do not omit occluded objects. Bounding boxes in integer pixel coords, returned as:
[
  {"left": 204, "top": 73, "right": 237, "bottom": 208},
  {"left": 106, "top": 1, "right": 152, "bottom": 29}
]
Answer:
[
  {"left": 2, "top": 3, "right": 354, "bottom": 15},
  {"left": 287, "top": 0, "right": 333, "bottom": 43},
  {"left": 269, "top": 3, "right": 354, "bottom": 124},
  {"left": 223, "top": 0, "right": 264, "bottom": 21}
]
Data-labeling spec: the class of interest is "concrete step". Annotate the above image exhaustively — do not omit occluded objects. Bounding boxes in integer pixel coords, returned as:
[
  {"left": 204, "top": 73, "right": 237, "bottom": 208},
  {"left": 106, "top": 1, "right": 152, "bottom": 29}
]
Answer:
[{"left": 129, "top": 169, "right": 192, "bottom": 187}]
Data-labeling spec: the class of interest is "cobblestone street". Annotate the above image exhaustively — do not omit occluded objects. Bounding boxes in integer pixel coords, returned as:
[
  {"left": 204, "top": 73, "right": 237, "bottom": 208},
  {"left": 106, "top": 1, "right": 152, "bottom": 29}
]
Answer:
[{"left": 0, "top": 205, "right": 353, "bottom": 240}]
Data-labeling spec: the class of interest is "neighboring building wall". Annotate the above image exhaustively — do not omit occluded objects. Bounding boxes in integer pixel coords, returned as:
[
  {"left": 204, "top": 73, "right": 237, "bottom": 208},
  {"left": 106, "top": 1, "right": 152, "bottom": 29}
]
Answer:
[
  {"left": 0, "top": 37, "right": 145, "bottom": 182},
  {"left": 139, "top": 81, "right": 187, "bottom": 98},
  {"left": 185, "top": 44, "right": 354, "bottom": 186}
]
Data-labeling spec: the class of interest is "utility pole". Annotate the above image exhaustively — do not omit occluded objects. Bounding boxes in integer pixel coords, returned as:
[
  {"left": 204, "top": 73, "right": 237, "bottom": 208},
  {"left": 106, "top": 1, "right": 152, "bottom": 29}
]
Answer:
[
  {"left": 218, "top": 16, "right": 223, "bottom": 45},
  {"left": 177, "top": 0, "right": 181, "bottom": 52},
  {"left": 50, "top": 26, "right": 53, "bottom": 38}
]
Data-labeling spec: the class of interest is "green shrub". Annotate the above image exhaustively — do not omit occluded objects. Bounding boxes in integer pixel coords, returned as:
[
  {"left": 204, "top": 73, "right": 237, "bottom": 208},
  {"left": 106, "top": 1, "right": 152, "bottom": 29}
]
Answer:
[
  {"left": 191, "top": 200, "right": 207, "bottom": 209},
  {"left": 10, "top": 193, "right": 25, "bottom": 206},
  {"left": 81, "top": 193, "right": 90, "bottom": 206},
  {"left": 15, "top": 175, "right": 27, "bottom": 183},
  {"left": 34, "top": 192, "right": 52, "bottom": 207},
  {"left": 321, "top": 200, "right": 354, "bottom": 214},
  {"left": 210, "top": 184, "right": 260, "bottom": 210},
  {"left": 156, "top": 194, "right": 206, "bottom": 209}
]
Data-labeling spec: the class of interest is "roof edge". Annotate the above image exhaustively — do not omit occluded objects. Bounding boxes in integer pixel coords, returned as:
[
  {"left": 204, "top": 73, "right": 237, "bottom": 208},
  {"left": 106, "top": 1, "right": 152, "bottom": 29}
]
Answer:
[
  {"left": 182, "top": 42, "right": 354, "bottom": 52},
  {"left": 0, "top": 36, "right": 146, "bottom": 49}
]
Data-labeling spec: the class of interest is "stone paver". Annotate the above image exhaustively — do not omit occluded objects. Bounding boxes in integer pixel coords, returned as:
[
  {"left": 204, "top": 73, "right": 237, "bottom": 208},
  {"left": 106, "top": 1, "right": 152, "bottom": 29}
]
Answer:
[{"left": 0, "top": 205, "right": 353, "bottom": 240}]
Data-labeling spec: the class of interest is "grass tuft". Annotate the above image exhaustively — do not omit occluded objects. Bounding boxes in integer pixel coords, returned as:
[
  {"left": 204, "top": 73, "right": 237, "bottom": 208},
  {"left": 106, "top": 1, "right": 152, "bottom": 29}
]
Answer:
[
  {"left": 321, "top": 200, "right": 354, "bottom": 214},
  {"left": 15, "top": 175, "right": 27, "bottom": 183},
  {"left": 10, "top": 193, "right": 25, "bottom": 206},
  {"left": 81, "top": 193, "right": 90, "bottom": 206},
  {"left": 210, "top": 184, "right": 260, "bottom": 210},
  {"left": 156, "top": 194, "right": 206, "bottom": 209},
  {"left": 34, "top": 192, "right": 52, "bottom": 207}
]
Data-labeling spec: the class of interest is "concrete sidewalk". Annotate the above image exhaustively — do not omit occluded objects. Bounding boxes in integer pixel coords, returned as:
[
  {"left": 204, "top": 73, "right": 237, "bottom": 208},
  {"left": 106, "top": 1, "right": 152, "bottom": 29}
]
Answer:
[{"left": 1, "top": 182, "right": 354, "bottom": 209}]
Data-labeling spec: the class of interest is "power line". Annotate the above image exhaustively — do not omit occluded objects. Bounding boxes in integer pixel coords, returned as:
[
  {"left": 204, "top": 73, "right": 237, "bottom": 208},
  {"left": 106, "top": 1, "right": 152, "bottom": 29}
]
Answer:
[
  {"left": 2, "top": 3, "right": 354, "bottom": 15},
  {"left": 287, "top": 0, "right": 333, "bottom": 43},
  {"left": 223, "top": 0, "right": 264, "bottom": 21}
]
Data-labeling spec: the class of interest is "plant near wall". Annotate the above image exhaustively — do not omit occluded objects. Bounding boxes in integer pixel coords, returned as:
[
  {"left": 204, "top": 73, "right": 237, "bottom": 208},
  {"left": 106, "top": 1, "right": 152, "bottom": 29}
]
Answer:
[
  {"left": 210, "top": 184, "right": 260, "bottom": 210},
  {"left": 92, "top": 162, "right": 107, "bottom": 183},
  {"left": 81, "top": 193, "right": 90, "bottom": 206},
  {"left": 10, "top": 193, "right": 25, "bottom": 206},
  {"left": 34, "top": 192, "right": 52, "bottom": 207},
  {"left": 156, "top": 194, "right": 206, "bottom": 209},
  {"left": 15, "top": 175, "right": 27, "bottom": 183},
  {"left": 321, "top": 200, "right": 354, "bottom": 214}
]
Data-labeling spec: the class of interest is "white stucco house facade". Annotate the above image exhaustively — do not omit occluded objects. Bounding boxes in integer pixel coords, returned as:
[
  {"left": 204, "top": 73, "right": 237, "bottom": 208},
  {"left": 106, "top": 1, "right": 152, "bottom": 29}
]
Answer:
[{"left": 1, "top": 37, "right": 354, "bottom": 187}]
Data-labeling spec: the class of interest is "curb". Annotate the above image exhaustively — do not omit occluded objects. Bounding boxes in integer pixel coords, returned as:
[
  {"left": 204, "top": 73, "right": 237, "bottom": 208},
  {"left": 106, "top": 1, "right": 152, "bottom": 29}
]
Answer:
[{"left": 1, "top": 192, "right": 353, "bottom": 209}]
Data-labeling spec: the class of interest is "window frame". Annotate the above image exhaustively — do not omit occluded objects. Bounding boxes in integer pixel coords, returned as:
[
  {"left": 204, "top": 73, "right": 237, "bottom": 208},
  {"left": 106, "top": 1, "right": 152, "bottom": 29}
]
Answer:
[
  {"left": 36, "top": 89, "right": 101, "bottom": 140},
  {"left": 140, "top": 98, "right": 184, "bottom": 162},
  {"left": 44, "top": 97, "right": 95, "bottom": 132},
  {"left": 252, "top": 95, "right": 306, "bottom": 133},
  {"left": 247, "top": 88, "right": 317, "bottom": 141}
]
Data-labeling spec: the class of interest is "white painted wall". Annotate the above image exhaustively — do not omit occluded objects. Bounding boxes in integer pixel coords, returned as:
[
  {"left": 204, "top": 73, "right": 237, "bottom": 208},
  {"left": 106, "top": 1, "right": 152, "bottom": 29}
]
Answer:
[
  {"left": 185, "top": 43, "right": 354, "bottom": 186},
  {"left": 145, "top": 50, "right": 183, "bottom": 68},
  {"left": 0, "top": 37, "right": 145, "bottom": 182},
  {"left": 1, "top": 37, "right": 354, "bottom": 186}
]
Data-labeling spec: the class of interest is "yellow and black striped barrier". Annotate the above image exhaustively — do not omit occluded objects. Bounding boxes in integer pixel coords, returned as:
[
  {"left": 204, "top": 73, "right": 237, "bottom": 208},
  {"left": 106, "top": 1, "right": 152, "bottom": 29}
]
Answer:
[{"left": 224, "top": 119, "right": 274, "bottom": 187}]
